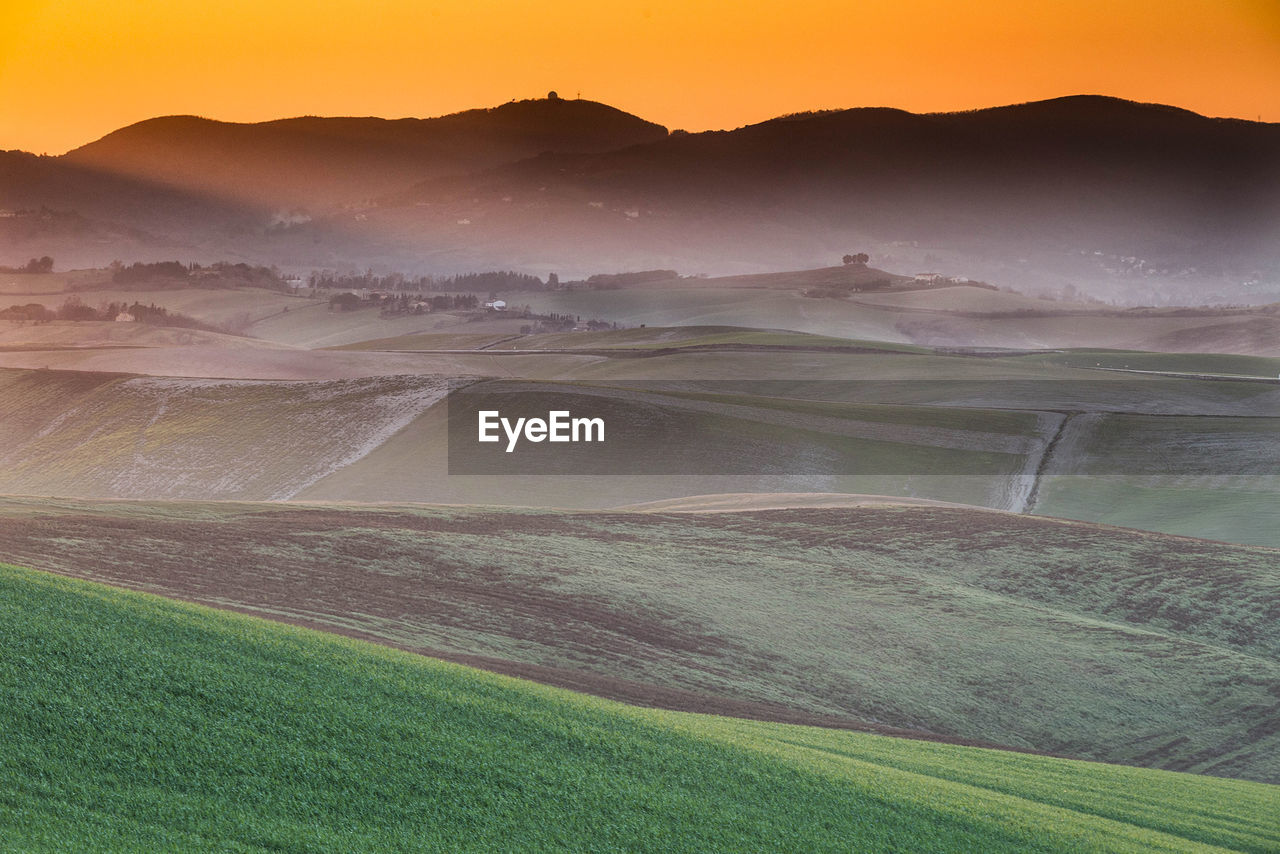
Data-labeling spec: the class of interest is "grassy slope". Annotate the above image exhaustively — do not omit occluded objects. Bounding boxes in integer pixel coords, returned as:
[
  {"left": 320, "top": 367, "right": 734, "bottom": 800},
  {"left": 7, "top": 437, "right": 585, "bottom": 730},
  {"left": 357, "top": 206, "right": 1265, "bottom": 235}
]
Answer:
[
  {"left": 301, "top": 370, "right": 1278, "bottom": 544},
  {"left": 1033, "top": 477, "right": 1280, "bottom": 548},
  {"left": 1033, "top": 350, "right": 1280, "bottom": 378},
  {"left": 0, "top": 369, "right": 449, "bottom": 500},
  {"left": 332, "top": 330, "right": 524, "bottom": 351},
  {"left": 2, "top": 501, "right": 1278, "bottom": 784},
  {"left": 0, "top": 269, "right": 111, "bottom": 295},
  {"left": 484, "top": 326, "right": 932, "bottom": 352},
  {"left": 249, "top": 306, "right": 529, "bottom": 349},
  {"left": 0, "top": 321, "right": 289, "bottom": 351},
  {"left": 2, "top": 358, "right": 1275, "bottom": 543},
  {"left": 298, "top": 378, "right": 1039, "bottom": 510},
  {"left": 329, "top": 325, "right": 934, "bottom": 354},
  {"left": 497, "top": 288, "right": 1280, "bottom": 355},
  {"left": 1, "top": 562, "right": 1276, "bottom": 853}
]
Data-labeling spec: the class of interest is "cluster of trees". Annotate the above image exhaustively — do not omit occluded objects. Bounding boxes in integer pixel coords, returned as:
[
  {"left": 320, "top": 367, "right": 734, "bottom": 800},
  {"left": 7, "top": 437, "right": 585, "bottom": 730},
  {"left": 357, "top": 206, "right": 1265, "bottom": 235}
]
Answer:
[
  {"left": 409, "top": 293, "right": 480, "bottom": 313},
  {"left": 441, "top": 272, "right": 544, "bottom": 292},
  {"left": 802, "top": 278, "right": 893, "bottom": 299},
  {"left": 0, "top": 296, "right": 211, "bottom": 329},
  {"left": 0, "top": 256, "right": 54, "bottom": 274},
  {"left": 111, "top": 261, "right": 189, "bottom": 283},
  {"left": 312, "top": 270, "right": 548, "bottom": 293},
  {"left": 111, "top": 261, "right": 287, "bottom": 290},
  {"left": 321, "top": 287, "right": 622, "bottom": 332},
  {"left": 528, "top": 313, "right": 615, "bottom": 332},
  {"left": 842, "top": 253, "right": 870, "bottom": 266},
  {"left": 0, "top": 303, "right": 54, "bottom": 322},
  {"left": 310, "top": 267, "right": 697, "bottom": 296},
  {"left": 313, "top": 271, "right": 423, "bottom": 292},
  {"left": 582, "top": 270, "right": 678, "bottom": 289},
  {"left": 329, "top": 292, "right": 483, "bottom": 313}
]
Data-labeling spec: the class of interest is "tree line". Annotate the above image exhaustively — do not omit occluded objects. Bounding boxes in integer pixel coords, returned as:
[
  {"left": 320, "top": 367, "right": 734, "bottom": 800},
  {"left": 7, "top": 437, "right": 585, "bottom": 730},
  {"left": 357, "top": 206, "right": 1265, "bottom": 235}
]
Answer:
[
  {"left": 0, "top": 297, "right": 214, "bottom": 330},
  {"left": 312, "top": 270, "right": 547, "bottom": 293},
  {"left": 0, "top": 256, "right": 54, "bottom": 274},
  {"left": 329, "top": 292, "right": 482, "bottom": 312},
  {"left": 111, "top": 261, "right": 287, "bottom": 290}
]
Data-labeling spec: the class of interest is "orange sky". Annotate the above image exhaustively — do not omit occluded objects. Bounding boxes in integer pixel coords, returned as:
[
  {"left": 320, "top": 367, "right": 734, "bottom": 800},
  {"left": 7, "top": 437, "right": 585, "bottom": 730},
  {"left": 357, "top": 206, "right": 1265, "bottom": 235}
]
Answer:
[{"left": 1, "top": 0, "right": 1277, "bottom": 154}]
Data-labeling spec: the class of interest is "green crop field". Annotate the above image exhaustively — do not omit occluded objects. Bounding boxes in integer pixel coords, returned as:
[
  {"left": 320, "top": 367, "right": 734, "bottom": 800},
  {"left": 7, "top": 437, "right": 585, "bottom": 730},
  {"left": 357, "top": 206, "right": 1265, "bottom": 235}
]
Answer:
[
  {"left": 1, "top": 562, "right": 1276, "bottom": 852},
  {"left": 1031, "top": 350, "right": 1280, "bottom": 378},
  {"left": 1033, "top": 476, "right": 1280, "bottom": 547},
  {"left": 2, "top": 499, "right": 1278, "bottom": 785}
]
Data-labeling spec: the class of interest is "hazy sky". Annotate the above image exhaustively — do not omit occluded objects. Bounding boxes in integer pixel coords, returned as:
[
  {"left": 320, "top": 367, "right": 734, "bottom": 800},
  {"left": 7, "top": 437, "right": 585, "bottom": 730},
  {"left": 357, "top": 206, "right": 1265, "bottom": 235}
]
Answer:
[{"left": 2, "top": 0, "right": 1277, "bottom": 154}]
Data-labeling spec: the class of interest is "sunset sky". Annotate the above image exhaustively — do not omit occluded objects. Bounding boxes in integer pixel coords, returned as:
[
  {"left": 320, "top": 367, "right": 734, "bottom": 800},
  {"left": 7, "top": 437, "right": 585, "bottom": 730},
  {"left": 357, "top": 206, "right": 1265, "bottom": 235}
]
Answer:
[{"left": 1, "top": 0, "right": 1277, "bottom": 155}]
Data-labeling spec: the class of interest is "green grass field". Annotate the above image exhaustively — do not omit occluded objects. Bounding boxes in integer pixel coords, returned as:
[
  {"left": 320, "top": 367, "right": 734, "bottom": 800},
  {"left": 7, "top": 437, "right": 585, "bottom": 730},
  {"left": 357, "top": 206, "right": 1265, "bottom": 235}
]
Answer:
[
  {"left": 1, "top": 561, "right": 1276, "bottom": 852},
  {"left": 1031, "top": 350, "right": 1280, "bottom": 378},
  {"left": 1033, "top": 476, "right": 1280, "bottom": 547},
  {"left": 330, "top": 325, "right": 935, "bottom": 354},
  {"left": 331, "top": 330, "right": 524, "bottom": 351},
  {"left": 2, "top": 500, "right": 1278, "bottom": 784},
  {"left": 485, "top": 326, "right": 932, "bottom": 353},
  {"left": 0, "top": 369, "right": 450, "bottom": 501}
]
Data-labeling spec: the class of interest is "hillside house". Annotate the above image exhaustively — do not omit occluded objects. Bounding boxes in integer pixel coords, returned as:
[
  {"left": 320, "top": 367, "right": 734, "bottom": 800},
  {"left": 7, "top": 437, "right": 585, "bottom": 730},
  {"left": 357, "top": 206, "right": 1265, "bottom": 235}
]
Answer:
[{"left": 914, "top": 272, "right": 944, "bottom": 284}]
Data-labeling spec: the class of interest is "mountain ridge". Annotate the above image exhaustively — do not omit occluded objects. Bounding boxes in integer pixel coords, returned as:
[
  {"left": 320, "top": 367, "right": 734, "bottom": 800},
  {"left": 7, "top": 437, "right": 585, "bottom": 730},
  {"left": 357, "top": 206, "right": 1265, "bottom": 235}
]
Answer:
[
  {"left": 59, "top": 97, "right": 670, "bottom": 209},
  {"left": 3, "top": 95, "right": 1277, "bottom": 298}
]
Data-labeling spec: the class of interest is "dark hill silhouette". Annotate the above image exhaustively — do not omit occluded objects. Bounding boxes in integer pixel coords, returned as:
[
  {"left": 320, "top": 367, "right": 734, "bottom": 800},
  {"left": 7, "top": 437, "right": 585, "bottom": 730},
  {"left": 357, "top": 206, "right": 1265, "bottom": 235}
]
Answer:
[
  {"left": 61, "top": 98, "right": 668, "bottom": 210},
  {"left": 3, "top": 96, "right": 1277, "bottom": 299},
  {"left": 372, "top": 95, "right": 1278, "bottom": 291},
  {"left": 0, "top": 149, "right": 262, "bottom": 265},
  {"left": 401, "top": 96, "right": 1278, "bottom": 238}
]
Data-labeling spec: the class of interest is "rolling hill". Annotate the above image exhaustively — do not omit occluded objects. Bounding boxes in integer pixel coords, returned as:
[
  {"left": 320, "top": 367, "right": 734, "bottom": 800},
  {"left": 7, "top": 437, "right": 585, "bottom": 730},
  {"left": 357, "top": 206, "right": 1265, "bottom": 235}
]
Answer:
[
  {"left": 1, "top": 359, "right": 1274, "bottom": 544},
  {"left": 5, "top": 96, "right": 1277, "bottom": 299},
  {"left": 60, "top": 97, "right": 669, "bottom": 211},
  {"left": 0, "top": 560, "right": 1276, "bottom": 851},
  {"left": 2, "top": 498, "right": 1278, "bottom": 785},
  {"left": 483, "top": 287, "right": 1280, "bottom": 355},
  {"left": 369, "top": 95, "right": 1280, "bottom": 292},
  {"left": 0, "top": 150, "right": 254, "bottom": 267},
  {"left": 1, "top": 97, "right": 667, "bottom": 268}
]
